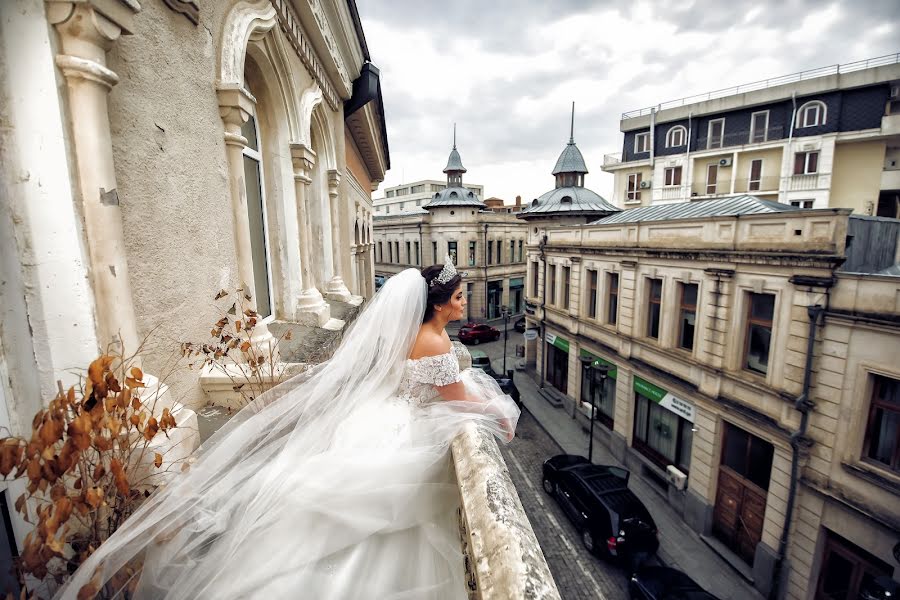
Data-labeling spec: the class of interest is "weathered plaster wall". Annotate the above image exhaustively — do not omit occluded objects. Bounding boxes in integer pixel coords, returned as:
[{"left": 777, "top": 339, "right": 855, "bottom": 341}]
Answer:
[{"left": 106, "top": 1, "right": 239, "bottom": 408}]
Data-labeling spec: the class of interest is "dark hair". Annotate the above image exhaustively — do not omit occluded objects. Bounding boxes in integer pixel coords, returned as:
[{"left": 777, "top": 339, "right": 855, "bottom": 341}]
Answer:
[{"left": 421, "top": 264, "right": 462, "bottom": 323}]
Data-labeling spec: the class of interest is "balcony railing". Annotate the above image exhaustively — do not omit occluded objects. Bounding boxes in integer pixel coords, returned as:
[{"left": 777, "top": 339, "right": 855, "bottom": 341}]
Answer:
[
  {"left": 603, "top": 152, "right": 624, "bottom": 167},
  {"left": 782, "top": 173, "right": 825, "bottom": 191},
  {"left": 621, "top": 53, "right": 900, "bottom": 119},
  {"left": 695, "top": 126, "right": 784, "bottom": 152},
  {"left": 733, "top": 176, "right": 781, "bottom": 193}
]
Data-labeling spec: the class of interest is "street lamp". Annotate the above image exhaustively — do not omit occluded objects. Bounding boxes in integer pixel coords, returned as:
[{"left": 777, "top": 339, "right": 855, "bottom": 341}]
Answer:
[
  {"left": 501, "top": 305, "right": 510, "bottom": 374},
  {"left": 578, "top": 355, "right": 611, "bottom": 464}
]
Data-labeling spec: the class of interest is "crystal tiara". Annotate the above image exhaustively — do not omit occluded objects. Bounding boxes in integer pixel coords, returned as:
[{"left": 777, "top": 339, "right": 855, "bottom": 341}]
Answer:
[{"left": 429, "top": 254, "right": 463, "bottom": 287}]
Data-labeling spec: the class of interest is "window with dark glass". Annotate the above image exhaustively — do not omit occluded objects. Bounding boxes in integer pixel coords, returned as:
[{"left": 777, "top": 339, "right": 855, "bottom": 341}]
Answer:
[
  {"left": 447, "top": 241, "right": 457, "bottom": 266},
  {"left": 377, "top": 242, "right": 383, "bottom": 262},
  {"left": 627, "top": 173, "right": 642, "bottom": 202},
  {"left": 750, "top": 111, "right": 769, "bottom": 143},
  {"left": 487, "top": 241, "right": 493, "bottom": 265},
  {"left": 495, "top": 240, "right": 501, "bottom": 264},
  {"left": 406, "top": 241, "right": 411, "bottom": 264},
  {"left": 518, "top": 240, "right": 524, "bottom": 262},
  {"left": 678, "top": 283, "right": 698, "bottom": 351},
  {"left": 563, "top": 266, "right": 570, "bottom": 309},
  {"left": 510, "top": 240, "right": 515, "bottom": 264},
  {"left": 607, "top": 273, "right": 619, "bottom": 325},
  {"left": 864, "top": 374, "right": 900, "bottom": 472},
  {"left": 388, "top": 242, "right": 393, "bottom": 263},
  {"left": 468, "top": 241, "right": 476, "bottom": 266},
  {"left": 647, "top": 278, "right": 662, "bottom": 339},
  {"left": 432, "top": 241, "right": 437, "bottom": 263},
  {"left": 721, "top": 422, "right": 773, "bottom": 490},
  {"left": 532, "top": 262, "right": 539, "bottom": 297},
  {"left": 745, "top": 293, "right": 775, "bottom": 375},
  {"left": 749, "top": 159, "right": 763, "bottom": 191},
  {"left": 707, "top": 118, "right": 724, "bottom": 149},
  {"left": 414, "top": 241, "right": 420, "bottom": 265},
  {"left": 664, "top": 166, "right": 682, "bottom": 186},
  {"left": 633, "top": 393, "right": 692, "bottom": 473},
  {"left": 395, "top": 241, "right": 400, "bottom": 264},
  {"left": 549, "top": 265, "right": 557, "bottom": 305},
  {"left": 816, "top": 531, "right": 892, "bottom": 600},
  {"left": 587, "top": 270, "right": 598, "bottom": 318},
  {"left": 794, "top": 151, "right": 819, "bottom": 175}
]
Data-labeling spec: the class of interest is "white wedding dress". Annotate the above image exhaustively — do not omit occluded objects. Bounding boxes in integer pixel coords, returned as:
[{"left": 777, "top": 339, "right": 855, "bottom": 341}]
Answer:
[{"left": 57, "top": 269, "right": 519, "bottom": 600}]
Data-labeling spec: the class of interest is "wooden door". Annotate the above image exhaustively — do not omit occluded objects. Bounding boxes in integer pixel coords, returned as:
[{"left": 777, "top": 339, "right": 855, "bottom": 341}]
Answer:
[{"left": 713, "top": 466, "right": 766, "bottom": 563}]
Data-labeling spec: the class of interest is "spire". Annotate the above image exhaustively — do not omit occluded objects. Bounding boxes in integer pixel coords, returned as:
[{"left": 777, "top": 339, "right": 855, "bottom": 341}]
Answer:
[
  {"left": 453, "top": 122, "right": 457, "bottom": 149},
  {"left": 444, "top": 124, "right": 466, "bottom": 182},
  {"left": 569, "top": 102, "right": 575, "bottom": 144}
]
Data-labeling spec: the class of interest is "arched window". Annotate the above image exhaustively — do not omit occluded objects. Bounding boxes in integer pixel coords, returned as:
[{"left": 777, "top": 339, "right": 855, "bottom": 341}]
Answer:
[
  {"left": 666, "top": 125, "right": 687, "bottom": 148},
  {"left": 797, "top": 101, "right": 827, "bottom": 128}
]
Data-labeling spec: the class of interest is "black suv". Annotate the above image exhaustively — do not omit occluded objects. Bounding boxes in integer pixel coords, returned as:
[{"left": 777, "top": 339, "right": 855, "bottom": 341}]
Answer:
[{"left": 542, "top": 455, "right": 659, "bottom": 569}]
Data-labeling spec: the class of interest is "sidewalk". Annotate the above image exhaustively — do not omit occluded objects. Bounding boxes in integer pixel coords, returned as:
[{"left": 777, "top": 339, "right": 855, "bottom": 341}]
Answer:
[{"left": 499, "top": 359, "right": 762, "bottom": 600}]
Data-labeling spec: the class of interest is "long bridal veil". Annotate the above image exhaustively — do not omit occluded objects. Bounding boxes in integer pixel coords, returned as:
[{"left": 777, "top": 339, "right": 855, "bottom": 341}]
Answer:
[{"left": 56, "top": 268, "right": 519, "bottom": 599}]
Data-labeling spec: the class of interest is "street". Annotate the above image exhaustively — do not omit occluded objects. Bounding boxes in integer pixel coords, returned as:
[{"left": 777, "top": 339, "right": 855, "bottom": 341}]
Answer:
[{"left": 453, "top": 321, "right": 761, "bottom": 600}]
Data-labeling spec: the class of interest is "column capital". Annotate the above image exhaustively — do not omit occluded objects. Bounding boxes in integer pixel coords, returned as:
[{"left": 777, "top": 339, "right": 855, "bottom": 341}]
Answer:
[
  {"left": 290, "top": 143, "right": 317, "bottom": 183},
  {"left": 327, "top": 169, "right": 341, "bottom": 192},
  {"left": 217, "top": 85, "right": 256, "bottom": 147},
  {"left": 47, "top": 1, "right": 138, "bottom": 52}
]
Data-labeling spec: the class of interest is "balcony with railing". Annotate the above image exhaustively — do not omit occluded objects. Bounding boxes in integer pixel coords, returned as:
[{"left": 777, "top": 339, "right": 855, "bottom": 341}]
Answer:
[
  {"left": 782, "top": 173, "right": 827, "bottom": 192},
  {"left": 695, "top": 126, "right": 784, "bottom": 153},
  {"left": 733, "top": 176, "right": 781, "bottom": 195}
]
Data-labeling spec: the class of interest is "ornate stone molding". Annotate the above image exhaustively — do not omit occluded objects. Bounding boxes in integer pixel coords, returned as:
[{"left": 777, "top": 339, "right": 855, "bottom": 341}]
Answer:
[
  {"left": 54, "top": 54, "right": 119, "bottom": 88},
  {"left": 269, "top": 0, "right": 342, "bottom": 110},
  {"left": 161, "top": 0, "right": 199, "bottom": 25},
  {"left": 290, "top": 142, "right": 316, "bottom": 183}
]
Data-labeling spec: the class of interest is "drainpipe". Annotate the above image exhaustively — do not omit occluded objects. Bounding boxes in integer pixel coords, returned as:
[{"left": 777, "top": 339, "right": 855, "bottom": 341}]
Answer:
[
  {"left": 770, "top": 303, "right": 823, "bottom": 600},
  {"left": 483, "top": 222, "right": 489, "bottom": 321},
  {"left": 539, "top": 233, "right": 548, "bottom": 389},
  {"left": 686, "top": 111, "right": 692, "bottom": 199}
]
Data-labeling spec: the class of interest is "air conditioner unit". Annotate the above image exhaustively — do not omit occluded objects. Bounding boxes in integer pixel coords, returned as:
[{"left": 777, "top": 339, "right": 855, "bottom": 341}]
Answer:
[
  {"left": 639, "top": 180, "right": 652, "bottom": 189},
  {"left": 666, "top": 465, "right": 688, "bottom": 490},
  {"left": 718, "top": 157, "right": 733, "bottom": 167}
]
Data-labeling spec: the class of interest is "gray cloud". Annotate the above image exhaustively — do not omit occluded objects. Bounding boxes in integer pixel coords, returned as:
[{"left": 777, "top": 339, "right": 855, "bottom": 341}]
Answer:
[{"left": 358, "top": 0, "right": 900, "bottom": 202}]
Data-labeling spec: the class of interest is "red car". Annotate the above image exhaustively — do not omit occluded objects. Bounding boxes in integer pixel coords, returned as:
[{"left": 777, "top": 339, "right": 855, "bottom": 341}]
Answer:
[{"left": 458, "top": 324, "right": 501, "bottom": 345}]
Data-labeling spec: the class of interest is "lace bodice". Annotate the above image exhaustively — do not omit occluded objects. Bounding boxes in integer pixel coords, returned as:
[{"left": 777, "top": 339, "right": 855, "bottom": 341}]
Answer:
[{"left": 397, "top": 344, "right": 469, "bottom": 406}]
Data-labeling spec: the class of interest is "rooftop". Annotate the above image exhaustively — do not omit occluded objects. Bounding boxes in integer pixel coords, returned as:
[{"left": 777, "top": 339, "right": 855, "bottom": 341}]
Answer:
[
  {"left": 519, "top": 186, "right": 618, "bottom": 218},
  {"left": 620, "top": 52, "right": 900, "bottom": 120},
  {"left": 591, "top": 195, "right": 800, "bottom": 225}
]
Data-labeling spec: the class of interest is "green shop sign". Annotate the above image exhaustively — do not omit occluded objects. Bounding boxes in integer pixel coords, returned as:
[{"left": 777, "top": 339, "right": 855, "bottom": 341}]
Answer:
[
  {"left": 633, "top": 376, "right": 695, "bottom": 423},
  {"left": 578, "top": 349, "right": 618, "bottom": 380},
  {"left": 545, "top": 332, "right": 570, "bottom": 352}
]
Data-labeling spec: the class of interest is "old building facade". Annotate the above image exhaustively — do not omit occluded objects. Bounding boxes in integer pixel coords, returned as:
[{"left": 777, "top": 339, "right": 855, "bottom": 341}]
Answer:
[
  {"left": 374, "top": 179, "right": 486, "bottom": 215},
  {"left": 525, "top": 198, "right": 900, "bottom": 598},
  {"left": 374, "top": 143, "right": 529, "bottom": 320},
  {"left": 602, "top": 56, "right": 900, "bottom": 218},
  {"left": 0, "top": 0, "right": 388, "bottom": 568}
]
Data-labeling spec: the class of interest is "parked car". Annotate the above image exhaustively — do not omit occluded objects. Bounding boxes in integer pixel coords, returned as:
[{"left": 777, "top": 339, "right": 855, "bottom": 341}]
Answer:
[
  {"left": 469, "top": 351, "right": 522, "bottom": 407},
  {"left": 629, "top": 566, "right": 719, "bottom": 600},
  {"left": 514, "top": 317, "right": 526, "bottom": 333},
  {"left": 542, "top": 455, "right": 659, "bottom": 568},
  {"left": 458, "top": 323, "right": 501, "bottom": 345},
  {"left": 374, "top": 274, "right": 386, "bottom": 290}
]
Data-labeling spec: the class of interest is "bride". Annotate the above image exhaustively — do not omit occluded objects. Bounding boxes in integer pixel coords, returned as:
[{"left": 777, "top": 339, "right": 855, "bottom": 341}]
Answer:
[{"left": 57, "top": 258, "right": 520, "bottom": 599}]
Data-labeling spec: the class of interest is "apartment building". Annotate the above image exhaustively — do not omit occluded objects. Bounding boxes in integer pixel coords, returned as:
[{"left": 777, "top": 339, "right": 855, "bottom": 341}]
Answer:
[
  {"left": 524, "top": 195, "right": 900, "bottom": 599},
  {"left": 374, "top": 143, "right": 528, "bottom": 320},
  {"left": 602, "top": 55, "right": 900, "bottom": 218},
  {"left": 374, "top": 179, "right": 485, "bottom": 215}
]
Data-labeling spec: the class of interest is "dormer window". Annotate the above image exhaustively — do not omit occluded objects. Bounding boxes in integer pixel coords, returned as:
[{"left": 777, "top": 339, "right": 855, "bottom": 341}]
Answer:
[
  {"left": 560, "top": 196, "right": 573, "bottom": 204},
  {"left": 797, "top": 101, "right": 827, "bottom": 128},
  {"left": 665, "top": 126, "right": 687, "bottom": 148},
  {"left": 449, "top": 191, "right": 458, "bottom": 198},
  {"left": 634, "top": 132, "right": 650, "bottom": 154},
  {"left": 531, "top": 199, "right": 539, "bottom": 207}
]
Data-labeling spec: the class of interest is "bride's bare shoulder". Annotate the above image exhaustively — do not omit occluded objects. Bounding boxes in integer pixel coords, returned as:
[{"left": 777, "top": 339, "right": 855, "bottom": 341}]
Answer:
[{"left": 408, "top": 328, "right": 451, "bottom": 360}]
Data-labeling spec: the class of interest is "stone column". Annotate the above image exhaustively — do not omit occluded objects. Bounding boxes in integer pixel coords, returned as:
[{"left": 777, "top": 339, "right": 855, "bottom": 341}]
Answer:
[
  {"left": 289, "top": 143, "right": 330, "bottom": 326},
  {"left": 216, "top": 85, "right": 275, "bottom": 351},
  {"left": 46, "top": 1, "right": 141, "bottom": 356},
  {"left": 324, "top": 170, "right": 353, "bottom": 302}
]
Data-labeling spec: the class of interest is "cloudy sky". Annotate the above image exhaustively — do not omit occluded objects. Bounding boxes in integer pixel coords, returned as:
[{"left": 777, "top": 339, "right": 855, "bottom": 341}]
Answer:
[{"left": 356, "top": 0, "right": 899, "bottom": 204}]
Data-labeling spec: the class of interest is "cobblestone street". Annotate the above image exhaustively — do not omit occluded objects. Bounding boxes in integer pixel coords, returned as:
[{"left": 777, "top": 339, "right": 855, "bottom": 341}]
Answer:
[{"left": 500, "top": 410, "right": 631, "bottom": 599}]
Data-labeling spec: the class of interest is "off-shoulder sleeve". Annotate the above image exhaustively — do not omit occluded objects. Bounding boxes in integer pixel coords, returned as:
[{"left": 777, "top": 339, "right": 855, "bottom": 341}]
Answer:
[{"left": 408, "top": 352, "right": 462, "bottom": 387}]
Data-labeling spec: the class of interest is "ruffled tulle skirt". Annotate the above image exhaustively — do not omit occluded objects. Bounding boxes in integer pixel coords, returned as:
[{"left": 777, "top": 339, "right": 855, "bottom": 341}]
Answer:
[{"left": 121, "top": 370, "right": 516, "bottom": 600}]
